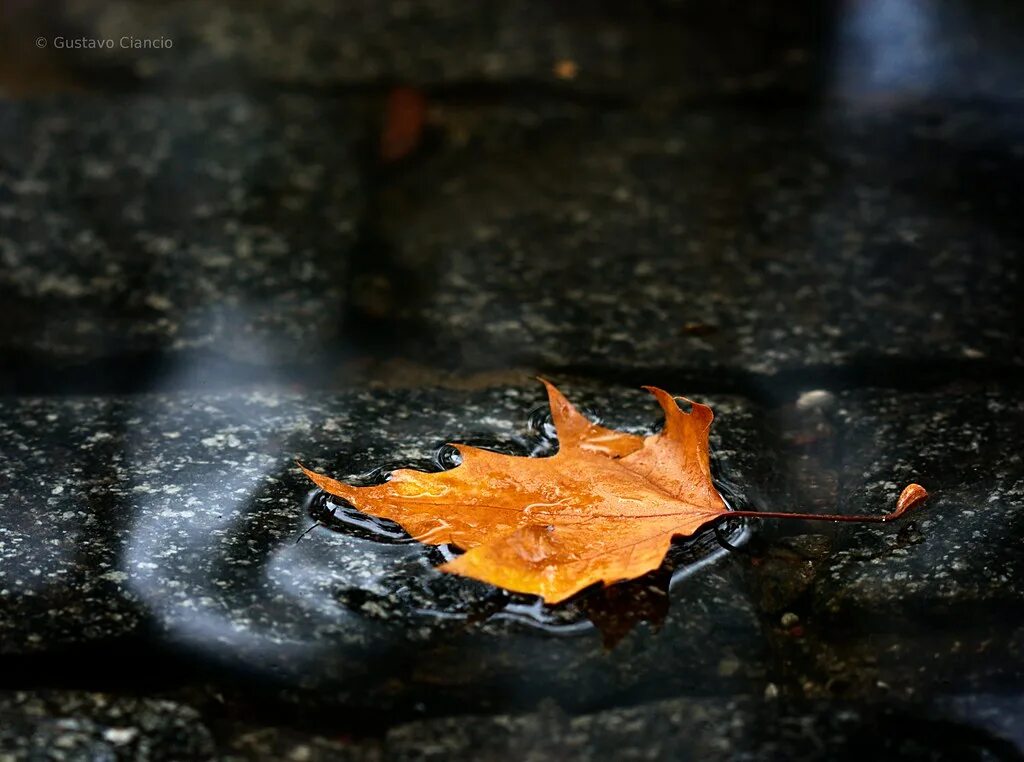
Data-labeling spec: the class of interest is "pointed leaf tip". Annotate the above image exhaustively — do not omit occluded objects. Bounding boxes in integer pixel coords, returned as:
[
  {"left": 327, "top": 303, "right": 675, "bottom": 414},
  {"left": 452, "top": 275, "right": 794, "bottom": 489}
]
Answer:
[{"left": 641, "top": 386, "right": 714, "bottom": 434}]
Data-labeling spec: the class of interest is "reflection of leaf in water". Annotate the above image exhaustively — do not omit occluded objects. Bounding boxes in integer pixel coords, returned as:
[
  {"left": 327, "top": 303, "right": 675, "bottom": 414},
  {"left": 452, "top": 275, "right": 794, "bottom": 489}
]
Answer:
[
  {"left": 580, "top": 565, "right": 672, "bottom": 649},
  {"left": 328, "top": 531, "right": 734, "bottom": 647},
  {"left": 380, "top": 86, "right": 427, "bottom": 163},
  {"left": 303, "top": 381, "right": 928, "bottom": 604}
]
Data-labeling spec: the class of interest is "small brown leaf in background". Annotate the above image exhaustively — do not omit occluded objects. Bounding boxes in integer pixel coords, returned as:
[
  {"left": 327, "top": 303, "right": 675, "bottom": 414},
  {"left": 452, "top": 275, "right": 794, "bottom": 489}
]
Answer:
[
  {"left": 553, "top": 59, "right": 578, "bottom": 81},
  {"left": 380, "top": 85, "right": 427, "bottom": 163}
]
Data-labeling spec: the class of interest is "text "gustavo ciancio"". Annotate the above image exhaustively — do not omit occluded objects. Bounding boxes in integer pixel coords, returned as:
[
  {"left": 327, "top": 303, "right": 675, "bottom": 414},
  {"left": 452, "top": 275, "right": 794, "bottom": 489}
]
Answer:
[{"left": 49, "top": 36, "right": 173, "bottom": 49}]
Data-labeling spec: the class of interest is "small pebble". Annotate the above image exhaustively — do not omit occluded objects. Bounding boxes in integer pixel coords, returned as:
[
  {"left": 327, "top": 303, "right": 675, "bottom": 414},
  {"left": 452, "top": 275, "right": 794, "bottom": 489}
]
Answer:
[
  {"left": 103, "top": 727, "right": 138, "bottom": 745},
  {"left": 795, "top": 390, "right": 835, "bottom": 411}
]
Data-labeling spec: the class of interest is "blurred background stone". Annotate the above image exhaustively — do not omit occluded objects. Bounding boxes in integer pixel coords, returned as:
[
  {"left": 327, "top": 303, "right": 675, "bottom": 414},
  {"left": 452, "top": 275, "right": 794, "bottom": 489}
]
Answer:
[{"left": 0, "top": 94, "right": 359, "bottom": 371}]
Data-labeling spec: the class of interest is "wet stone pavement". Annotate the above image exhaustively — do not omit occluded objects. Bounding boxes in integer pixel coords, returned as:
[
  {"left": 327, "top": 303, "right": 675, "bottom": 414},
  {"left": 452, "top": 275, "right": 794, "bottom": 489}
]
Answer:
[{"left": 2, "top": 1, "right": 1024, "bottom": 760}]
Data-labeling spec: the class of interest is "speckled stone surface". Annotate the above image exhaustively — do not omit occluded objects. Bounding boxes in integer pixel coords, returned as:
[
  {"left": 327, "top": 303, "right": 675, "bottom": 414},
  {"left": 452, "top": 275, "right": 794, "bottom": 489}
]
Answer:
[
  {"left": 363, "top": 106, "right": 1024, "bottom": 375},
  {"left": 0, "top": 382, "right": 768, "bottom": 711},
  {"left": 31, "top": 0, "right": 1024, "bottom": 103},
  {"left": 376, "top": 694, "right": 1024, "bottom": 761},
  {"left": 1, "top": 382, "right": 1021, "bottom": 724},
  {"left": 4, "top": 690, "right": 1022, "bottom": 761},
  {"left": 49, "top": 0, "right": 822, "bottom": 97},
  {"left": 0, "top": 396, "right": 143, "bottom": 653},
  {"left": 824, "top": 389, "right": 1024, "bottom": 616},
  {"left": 0, "top": 691, "right": 216, "bottom": 761},
  {"left": 5, "top": 690, "right": 1019, "bottom": 761},
  {"left": 0, "top": 94, "right": 358, "bottom": 365},
  {"left": 798, "top": 389, "right": 1024, "bottom": 701},
  {"left": 3, "top": 103, "right": 1020, "bottom": 381}
]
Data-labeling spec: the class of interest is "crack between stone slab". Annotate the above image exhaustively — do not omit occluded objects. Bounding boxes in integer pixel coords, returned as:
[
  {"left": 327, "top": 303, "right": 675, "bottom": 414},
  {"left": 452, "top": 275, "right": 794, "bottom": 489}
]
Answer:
[
  {"left": 1, "top": 350, "right": 1022, "bottom": 399},
  {"left": 548, "top": 358, "right": 1024, "bottom": 407}
]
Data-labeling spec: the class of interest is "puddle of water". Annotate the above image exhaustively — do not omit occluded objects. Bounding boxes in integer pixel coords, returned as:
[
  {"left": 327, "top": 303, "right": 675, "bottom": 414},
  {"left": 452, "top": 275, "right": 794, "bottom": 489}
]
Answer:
[{"left": 301, "top": 423, "right": 753, "bottom": 643}]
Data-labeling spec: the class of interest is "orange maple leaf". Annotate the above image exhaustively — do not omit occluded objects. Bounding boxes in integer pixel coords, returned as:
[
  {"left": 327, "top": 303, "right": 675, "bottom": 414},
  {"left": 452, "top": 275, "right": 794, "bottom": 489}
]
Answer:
[{"left": 301, "top": 381, "right": 927, "bottom": 604}]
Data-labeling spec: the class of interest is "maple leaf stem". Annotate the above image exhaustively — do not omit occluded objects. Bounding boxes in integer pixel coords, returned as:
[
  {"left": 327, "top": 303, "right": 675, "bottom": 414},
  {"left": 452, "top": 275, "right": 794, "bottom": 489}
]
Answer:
[
  {"left": 722, "top": 510, "right": 895, "bottom": 524},
  {"left": 718, "top": 483, "right": 928, "bottom": 526}
]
